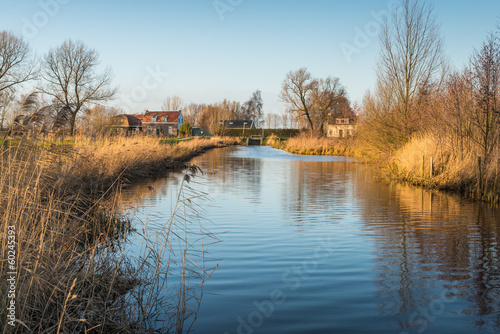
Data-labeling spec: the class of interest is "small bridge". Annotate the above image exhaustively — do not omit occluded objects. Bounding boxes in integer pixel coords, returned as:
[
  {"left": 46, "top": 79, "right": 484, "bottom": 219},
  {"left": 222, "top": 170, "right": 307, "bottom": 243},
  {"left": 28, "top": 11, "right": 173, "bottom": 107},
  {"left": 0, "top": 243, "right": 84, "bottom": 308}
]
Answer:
[{"left": 248, "top": 135, "right": 263, "bottom": 146}]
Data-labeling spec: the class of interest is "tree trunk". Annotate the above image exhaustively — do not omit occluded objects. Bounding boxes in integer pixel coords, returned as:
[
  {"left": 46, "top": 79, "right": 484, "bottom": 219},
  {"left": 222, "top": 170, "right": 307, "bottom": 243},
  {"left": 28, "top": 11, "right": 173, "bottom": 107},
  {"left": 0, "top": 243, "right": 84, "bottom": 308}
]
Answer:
[{"left": 70, "top": 113, "right": 77, "bottom": 136}]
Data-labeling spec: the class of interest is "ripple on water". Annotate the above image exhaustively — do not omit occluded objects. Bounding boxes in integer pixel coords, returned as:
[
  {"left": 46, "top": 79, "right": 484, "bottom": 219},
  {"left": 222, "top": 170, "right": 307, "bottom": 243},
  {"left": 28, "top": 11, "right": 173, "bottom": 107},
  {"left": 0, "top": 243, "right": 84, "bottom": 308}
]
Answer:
[{"left": 120, "top": 146, "right": 500, "bottom": 334}]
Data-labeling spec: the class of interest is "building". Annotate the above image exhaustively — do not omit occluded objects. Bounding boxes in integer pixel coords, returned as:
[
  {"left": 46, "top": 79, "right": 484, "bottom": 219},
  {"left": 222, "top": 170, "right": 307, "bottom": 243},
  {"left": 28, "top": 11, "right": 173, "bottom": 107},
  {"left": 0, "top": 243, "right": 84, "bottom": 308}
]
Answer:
[
  {"left": 325, "top": 118, "right": 356, "bottom": 138},
  {"left": 111, "top": 114, "right": 144, "bottom": 134},
  {"left": 111, "top": 111, "right": 184, "bottom": 136},
  {"left": 142, "top": 111, "right": 184, "bottom": 136},
  {"left": 220, "top": 120, "right": 256, "bottom": 129},
  {"left": 191, "top": 127, "right": 212, "bottom": 137}
]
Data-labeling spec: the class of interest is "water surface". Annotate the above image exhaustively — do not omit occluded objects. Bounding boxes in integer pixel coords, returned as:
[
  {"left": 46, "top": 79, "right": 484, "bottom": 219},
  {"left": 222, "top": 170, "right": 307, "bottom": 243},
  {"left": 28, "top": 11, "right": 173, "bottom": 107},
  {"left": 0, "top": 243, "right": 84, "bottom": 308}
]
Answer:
[{"left": 121, "top": 146, "right": 500, "bottom": 334}]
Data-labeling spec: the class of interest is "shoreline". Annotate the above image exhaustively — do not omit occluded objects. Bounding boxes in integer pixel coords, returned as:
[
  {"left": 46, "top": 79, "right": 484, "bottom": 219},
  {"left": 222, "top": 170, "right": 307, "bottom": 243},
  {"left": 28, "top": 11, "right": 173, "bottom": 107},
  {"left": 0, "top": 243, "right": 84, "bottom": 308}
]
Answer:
[{"left": 267, "top": 137, "right": 498, "bottom": 205}]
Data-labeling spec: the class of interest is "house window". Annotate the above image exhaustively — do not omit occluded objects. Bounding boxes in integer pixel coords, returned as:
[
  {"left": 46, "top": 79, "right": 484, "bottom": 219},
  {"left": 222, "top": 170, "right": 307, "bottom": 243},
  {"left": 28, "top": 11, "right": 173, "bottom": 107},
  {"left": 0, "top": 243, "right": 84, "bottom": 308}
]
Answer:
[
  {"left": 120, "top": 118, "right": 124, "bottom": 123},
  {"left": 152, "top": 116, "right": 157, "bottom": 122},
  {"left": 229, "top": 122, "right": 234, "bottom": 125},
  {"left": 168, "top": 126, "right": 173, "bottom": 134},
  {"left": 162, "top": 116, "right": 168, "bottom": 122},
  {"left": 339, "top": 129, "right": 344, "bottom": 138}
]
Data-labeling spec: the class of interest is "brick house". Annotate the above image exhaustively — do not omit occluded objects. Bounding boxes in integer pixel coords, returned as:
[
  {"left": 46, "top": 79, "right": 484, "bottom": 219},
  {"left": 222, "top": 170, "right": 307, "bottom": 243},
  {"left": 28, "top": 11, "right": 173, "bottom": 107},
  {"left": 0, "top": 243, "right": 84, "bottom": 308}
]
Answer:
[
  {"left": 111, "top": 114, "right": 144, "bottom": 134},
  {"left": 142, "top": 111, "right": 184, "bottom": 136},
  {"left": 111, "top": 111, "right": 184, "bottom": 136}
]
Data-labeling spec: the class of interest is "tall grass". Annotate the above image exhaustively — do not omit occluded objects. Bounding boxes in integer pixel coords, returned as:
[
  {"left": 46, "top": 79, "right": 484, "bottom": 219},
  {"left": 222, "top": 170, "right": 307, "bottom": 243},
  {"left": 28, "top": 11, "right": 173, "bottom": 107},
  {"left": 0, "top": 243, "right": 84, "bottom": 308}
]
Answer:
[
  {"left": 390, "top": 133, "right": 500, "bottom": 201},
  {"left": 267, "top": 132, "right": 366, "bottom": 159},
  {"left": 0, "top": 136, "right": 233, "bottom": 333}
]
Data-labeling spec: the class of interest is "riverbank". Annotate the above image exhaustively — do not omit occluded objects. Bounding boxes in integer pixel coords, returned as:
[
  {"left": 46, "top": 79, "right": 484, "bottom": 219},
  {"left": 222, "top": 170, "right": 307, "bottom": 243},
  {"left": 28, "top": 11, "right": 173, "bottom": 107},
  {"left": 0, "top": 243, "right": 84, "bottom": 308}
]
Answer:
[
  {"left": 387, "top": 133, "right": 500, "bottom": 204},
  {"left": 267, "top": 133, "right": 499, "bottom": 204},
  {"left": 266, "top": 134, "right": 368, "bottom": 159},
  {"left": 0, "top": 135, "right": 238, "bottom": 333}
]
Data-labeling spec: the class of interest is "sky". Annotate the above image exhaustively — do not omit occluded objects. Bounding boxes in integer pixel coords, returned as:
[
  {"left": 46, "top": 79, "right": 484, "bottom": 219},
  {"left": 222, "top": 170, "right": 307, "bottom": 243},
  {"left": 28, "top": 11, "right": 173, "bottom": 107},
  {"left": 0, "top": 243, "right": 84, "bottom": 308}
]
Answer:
[{"left": 1, "top": 0, "right": 499, "bottom": 115}]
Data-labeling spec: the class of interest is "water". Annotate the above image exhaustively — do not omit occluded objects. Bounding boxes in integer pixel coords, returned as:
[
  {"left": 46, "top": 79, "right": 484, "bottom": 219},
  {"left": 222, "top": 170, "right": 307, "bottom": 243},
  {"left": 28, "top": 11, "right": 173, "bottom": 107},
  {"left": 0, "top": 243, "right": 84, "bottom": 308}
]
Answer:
[{"left": 120, "top": 146, "right": 500, "bottom": 334}]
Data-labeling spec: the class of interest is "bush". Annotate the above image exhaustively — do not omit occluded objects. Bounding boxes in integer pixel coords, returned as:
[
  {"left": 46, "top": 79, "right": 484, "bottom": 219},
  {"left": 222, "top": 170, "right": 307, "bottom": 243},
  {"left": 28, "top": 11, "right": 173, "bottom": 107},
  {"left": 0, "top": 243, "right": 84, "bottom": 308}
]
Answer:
[{"left": 179, "top": 123, "right": 192, "bottom": 137}]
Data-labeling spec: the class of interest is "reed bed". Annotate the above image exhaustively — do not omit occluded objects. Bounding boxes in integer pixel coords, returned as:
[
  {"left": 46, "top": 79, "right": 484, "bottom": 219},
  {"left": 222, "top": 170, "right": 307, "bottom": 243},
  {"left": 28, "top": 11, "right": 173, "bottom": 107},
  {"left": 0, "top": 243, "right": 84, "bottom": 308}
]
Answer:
[
  {"left": 267, "top": 133, "right": 365, "bottom": 159},
  {"left": 0, "top": 136, "right": 233, "bottom": 333},
  {"left": 390, "top": 133, "right": 500, "bottom": 201}
]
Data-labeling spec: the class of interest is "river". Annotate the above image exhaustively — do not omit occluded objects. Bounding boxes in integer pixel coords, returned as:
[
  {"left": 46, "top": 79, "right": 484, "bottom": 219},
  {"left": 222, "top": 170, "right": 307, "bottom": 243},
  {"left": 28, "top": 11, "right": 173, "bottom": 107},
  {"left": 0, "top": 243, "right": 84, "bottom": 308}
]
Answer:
[{"left": 120, "top": 146, "right": 500, "bottom": 334}]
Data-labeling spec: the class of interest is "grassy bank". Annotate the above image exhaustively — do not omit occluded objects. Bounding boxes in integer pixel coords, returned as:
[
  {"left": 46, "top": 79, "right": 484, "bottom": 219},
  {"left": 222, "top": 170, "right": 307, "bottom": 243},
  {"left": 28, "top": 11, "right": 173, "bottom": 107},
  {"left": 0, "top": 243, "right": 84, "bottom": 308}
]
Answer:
[
  {"left": 267, "top": 132, "right": 499, "bottom": 203},
  {"left": 388, "top": 133, "right": 500, "bottom": 203},
  {"left": 0, "top": 136, "right": 237, "bottom": 333},
  {"left": 267, "top": 134, "right": 369, "bottom": 160}
]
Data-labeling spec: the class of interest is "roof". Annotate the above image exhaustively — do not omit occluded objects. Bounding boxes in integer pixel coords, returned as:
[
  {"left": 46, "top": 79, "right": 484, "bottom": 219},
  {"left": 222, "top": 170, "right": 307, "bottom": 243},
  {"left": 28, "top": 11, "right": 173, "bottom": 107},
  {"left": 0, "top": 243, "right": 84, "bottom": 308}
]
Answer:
[
  {"left": 125, "top": 114, "right": 143, "bottom": 125},
  {"left": 143, "top": 111, "right": 181, "bottom": 124},
  {"left": 112, "top": 114, "right": 143, "bottom": 126},
  {"left": 221, "top": 120, "right": 254, "bottom": 129}
]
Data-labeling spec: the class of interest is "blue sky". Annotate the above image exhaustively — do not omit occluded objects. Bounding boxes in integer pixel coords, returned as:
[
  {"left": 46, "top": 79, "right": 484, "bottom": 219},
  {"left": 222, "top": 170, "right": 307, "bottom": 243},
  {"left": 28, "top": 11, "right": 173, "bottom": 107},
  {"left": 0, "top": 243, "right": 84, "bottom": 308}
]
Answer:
[{"left": 1, "top": 0, "right": 499, "bottom": 114}]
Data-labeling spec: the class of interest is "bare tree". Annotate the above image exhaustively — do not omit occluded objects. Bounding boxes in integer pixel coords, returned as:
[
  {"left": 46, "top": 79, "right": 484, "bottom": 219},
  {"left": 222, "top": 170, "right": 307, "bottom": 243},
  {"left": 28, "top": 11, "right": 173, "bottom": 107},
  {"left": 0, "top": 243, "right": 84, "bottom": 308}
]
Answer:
[
  {"left": 198, "top": 104, "right": 223, "bottom": 134},
  {"left": 311, "top": 76, "right": 347, "bottom": 133},
  {"left": 264, "top": 113, "right": 272, "bottom": 129},
  {"left": 280, "top": 113, "right": 289, "bottom": 129},
  {"left": 79, "top": 105, "right": 120, "bottom": 135},
  {"left": 280, "top": 68, "right": 316, "bottom": 131},
  {"left": 40, "top": 40, "right": 116, "bottom": 135},
  {"left": 183, "top": 103, "right": 205, "bottom": 126},
  {"left": 242, "top": 90, "right": 264, "bottom": 126},
  {"left": 440, "top": 69, "right": 476, "bottom": 157},
  {"left": 219, "top": 99, "right": 242, "bottom": 121},
  {"left": 0, "top": 31, "right": 36, "bottom": 93},
  {"left": 271, "top": 114, "right": 281, "bottom": 129},
  {"left": 378, "top": 0, "right": 445, "bottom": 139},
  {"left": 162, "top": 95, "right": 184, "bottom": 111},
  {"left": 471, "top": 33, "right": 500, "bottom": 158},
  {"left": 0, "top": 90, "right": 14, "bottom": 129},
  {"left": 196, "top": 99, "right": 243, "bottom": 134}
]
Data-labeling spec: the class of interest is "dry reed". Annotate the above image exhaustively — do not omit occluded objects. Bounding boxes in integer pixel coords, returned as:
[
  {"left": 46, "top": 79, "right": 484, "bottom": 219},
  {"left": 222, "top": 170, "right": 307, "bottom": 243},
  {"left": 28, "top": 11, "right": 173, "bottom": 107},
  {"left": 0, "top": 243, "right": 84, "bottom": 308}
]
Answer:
[
  {"left": 0, "top": 135, "right": 233, "bottom": 333},
  {"left": 390, "top": 133, "right": 500, "bottom": 201},
  {"left": 267, "top": 132, "right": 365, "bottom": 159}
]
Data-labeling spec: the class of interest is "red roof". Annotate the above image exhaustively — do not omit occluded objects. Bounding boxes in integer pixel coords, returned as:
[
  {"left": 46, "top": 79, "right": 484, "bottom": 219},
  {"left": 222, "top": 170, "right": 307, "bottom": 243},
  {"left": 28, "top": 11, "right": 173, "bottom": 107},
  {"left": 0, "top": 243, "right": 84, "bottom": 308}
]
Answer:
[
  {"left": 143, "top": 111, "right": 181, "bottom": 124},
  {"left": 112, "top": 114, "right": 143, "bottom": 126},
  {"left": 124, "top": 114, "right": 143, "bottom": 126}
]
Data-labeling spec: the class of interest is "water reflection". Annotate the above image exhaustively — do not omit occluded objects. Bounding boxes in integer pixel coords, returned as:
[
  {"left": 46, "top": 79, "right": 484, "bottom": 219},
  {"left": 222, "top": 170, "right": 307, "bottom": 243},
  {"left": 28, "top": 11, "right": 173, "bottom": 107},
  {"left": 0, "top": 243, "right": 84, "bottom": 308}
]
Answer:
[
  {"left": 355, "top": 178, "right": 500, "bottom": 331},
  {"left": 121, "top": 146, "right": 500, "bottom": 334}
]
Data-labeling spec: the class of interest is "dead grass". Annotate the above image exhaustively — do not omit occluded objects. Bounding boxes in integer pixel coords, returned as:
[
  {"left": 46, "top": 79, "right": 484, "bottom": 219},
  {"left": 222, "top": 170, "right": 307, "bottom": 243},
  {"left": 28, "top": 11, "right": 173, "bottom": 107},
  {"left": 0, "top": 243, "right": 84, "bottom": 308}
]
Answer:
[
  {"left": 390, "top": 133, "right": 500, "bottom": 201},
  {"left": 0, "top": 135, "right": 234, "bottom": 333},
  {"left": 268, "top": 132, "right": 367, "bottom": 159}
]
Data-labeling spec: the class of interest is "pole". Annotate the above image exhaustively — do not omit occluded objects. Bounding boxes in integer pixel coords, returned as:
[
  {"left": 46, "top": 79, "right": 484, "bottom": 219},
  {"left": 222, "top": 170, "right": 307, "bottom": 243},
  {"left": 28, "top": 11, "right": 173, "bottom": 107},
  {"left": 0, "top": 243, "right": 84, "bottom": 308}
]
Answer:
[
  {"left": 478, "top": 156, "right": 482, "bottom": 197},
  {"left": 422, "top": 155, "right": 425, "bottom": 178}
]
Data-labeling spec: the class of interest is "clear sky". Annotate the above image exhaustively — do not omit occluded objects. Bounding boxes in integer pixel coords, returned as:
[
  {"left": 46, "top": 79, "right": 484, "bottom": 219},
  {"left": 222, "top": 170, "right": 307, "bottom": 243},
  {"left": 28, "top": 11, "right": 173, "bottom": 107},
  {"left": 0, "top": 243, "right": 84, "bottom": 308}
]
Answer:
[{"left": 1, "top": 0, "right": 499, "bottom": 114}]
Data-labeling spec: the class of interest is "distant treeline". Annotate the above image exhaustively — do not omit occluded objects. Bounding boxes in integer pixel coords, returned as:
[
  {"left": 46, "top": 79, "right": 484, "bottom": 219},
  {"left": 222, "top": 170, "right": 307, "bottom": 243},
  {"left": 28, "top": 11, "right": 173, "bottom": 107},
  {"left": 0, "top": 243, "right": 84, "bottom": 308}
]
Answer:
[{"left": 220, "top": 128, "right": 300, "bottom": 138}]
